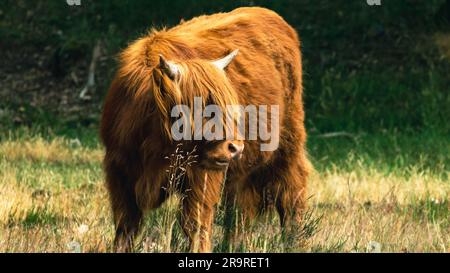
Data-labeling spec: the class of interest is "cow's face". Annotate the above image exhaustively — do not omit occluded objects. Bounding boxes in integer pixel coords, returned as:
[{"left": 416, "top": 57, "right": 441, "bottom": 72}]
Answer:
[
  {"left": 199, "top": 140, "right": 244, "bottom": 170},
  {"left": 153, "top": 51, "right": 240, "bottom": 132},
  {"left": 151, "top": 50, "right": 243, "bottom": 169}
]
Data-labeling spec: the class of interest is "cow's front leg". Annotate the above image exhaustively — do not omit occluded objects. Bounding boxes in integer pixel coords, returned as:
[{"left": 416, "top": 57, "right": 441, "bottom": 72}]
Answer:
[
  {"left": 181, "top": 170, "right": 224, "bottom": 252},
  {"left": 104, "top": 159, "right": 143, "bottom": 253}
]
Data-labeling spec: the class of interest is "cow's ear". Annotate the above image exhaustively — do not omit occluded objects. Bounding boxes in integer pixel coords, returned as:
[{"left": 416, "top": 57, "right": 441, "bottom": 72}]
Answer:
[
  {"left": 212, "top": 49, "right": 239, "bottom": 70},
  {"left": 158, "top": 54, "right": 179, "bottom": 80}
]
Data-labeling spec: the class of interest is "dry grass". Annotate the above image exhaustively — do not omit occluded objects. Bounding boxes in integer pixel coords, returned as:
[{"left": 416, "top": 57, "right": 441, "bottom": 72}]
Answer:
[
  {"left": 309, "top": 169, "right": 449, "bottom": 252},
  {"left": 0, "top": 136, "right": 448, "bottom": 252}
]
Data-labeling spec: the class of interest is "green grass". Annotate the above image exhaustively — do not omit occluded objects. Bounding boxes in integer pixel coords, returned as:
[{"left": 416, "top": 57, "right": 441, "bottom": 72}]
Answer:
[
  {"left": 308, "top": 131, "right": 449, "bottom": 176},
  {"left": 0, "top": 129, "right": 448, "bottom": 252}
]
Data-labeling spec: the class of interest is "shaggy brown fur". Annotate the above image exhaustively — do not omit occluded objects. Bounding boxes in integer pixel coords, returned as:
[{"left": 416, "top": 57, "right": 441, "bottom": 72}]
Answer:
[{"left": 100, "top": 7, "right": 312, "bottom": 252}]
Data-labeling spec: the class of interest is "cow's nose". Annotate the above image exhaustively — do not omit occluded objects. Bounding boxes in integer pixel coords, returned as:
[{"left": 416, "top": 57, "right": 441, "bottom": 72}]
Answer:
[{"left": 228, "top": 142, "right": 244, "bottom": 159}]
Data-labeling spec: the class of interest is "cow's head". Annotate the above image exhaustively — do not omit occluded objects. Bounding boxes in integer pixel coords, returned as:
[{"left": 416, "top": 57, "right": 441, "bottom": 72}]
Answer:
[{"left": 151, "top": 50, "right": 243, "bottom": 169}]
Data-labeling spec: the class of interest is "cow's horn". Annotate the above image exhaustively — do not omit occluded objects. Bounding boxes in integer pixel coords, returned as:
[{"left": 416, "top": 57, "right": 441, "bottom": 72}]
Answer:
[
  {"left": 158, "top": 54, "right": 179, "bottom": 79},
  {"left": 212, "top": 49, "right": 239, "bottom": 70}
]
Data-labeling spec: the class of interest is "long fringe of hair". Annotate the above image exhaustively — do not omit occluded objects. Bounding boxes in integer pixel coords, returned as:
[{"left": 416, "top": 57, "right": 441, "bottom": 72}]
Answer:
[
  {"left": 152, "top": 60, "right": 241, "bottom": 141},
  {"left": 115, "top": 29, "right": 242, "bottom": 142}
]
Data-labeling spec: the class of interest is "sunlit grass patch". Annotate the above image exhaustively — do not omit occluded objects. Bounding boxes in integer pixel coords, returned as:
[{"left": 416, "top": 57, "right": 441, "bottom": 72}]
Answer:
[
  {"left": 0, "top": 132, "right": 448, "bottom": 252},
  {"left": 307, "top": 159, "right": 449, "bottom": 252},
  {"left": 0, "top": 169, "right": 33, "bottom": 225},
  {"left": 0, "top": 137, "right": 102, "bottom": 164},
  {"left": 310, "top": 167, "right": 450, "bottom": 206}
]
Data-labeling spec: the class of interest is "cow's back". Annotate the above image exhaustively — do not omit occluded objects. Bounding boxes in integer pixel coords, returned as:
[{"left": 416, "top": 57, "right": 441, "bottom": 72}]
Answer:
[
  {"left": 170, "top": 7, "right": 304, "bottom": 165},
  {"left": 170, "top": 7, "right": 302, "bottom": 101}
]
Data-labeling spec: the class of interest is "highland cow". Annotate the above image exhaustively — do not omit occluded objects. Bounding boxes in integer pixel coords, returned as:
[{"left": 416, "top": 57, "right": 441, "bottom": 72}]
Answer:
[{"left": 100, "top": 7, "right": 312, "bottom": 252}]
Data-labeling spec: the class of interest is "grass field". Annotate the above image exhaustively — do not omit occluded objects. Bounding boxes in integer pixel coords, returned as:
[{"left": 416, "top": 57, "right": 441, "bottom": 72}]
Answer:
[
  {"left": 1, "top": 130, "right": 448, "bottom": 253},
  {"left": 1, "top": 0, "right": 449, "bottom": 253}
]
